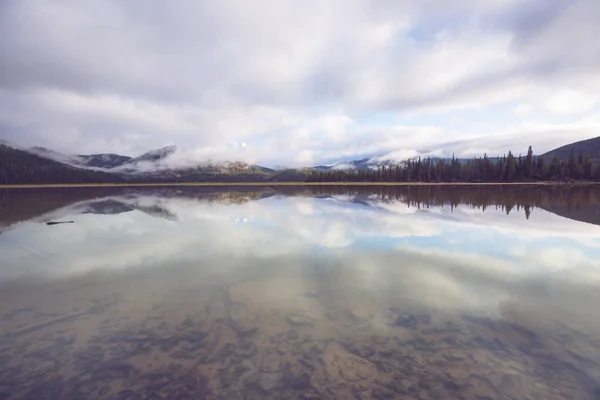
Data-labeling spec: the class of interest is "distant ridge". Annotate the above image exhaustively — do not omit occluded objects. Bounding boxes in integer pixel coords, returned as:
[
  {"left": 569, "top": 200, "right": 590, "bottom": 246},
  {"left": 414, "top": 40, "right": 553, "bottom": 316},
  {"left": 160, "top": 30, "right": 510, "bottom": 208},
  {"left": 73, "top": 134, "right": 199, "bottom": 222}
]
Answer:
[{"left": 541, "top": 136, "right": 600, "bottom": 161}]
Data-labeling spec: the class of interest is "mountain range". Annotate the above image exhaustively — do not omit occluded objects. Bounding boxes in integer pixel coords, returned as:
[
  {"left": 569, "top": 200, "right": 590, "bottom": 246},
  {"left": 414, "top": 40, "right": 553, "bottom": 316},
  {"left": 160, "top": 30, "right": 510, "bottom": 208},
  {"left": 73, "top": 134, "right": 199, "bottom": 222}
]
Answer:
[
  {"left": 1, "top": 136, "right": 599, "bottom": 184},
  {"left": 2, "top": 140, "right": 411, "bottom": 174}
]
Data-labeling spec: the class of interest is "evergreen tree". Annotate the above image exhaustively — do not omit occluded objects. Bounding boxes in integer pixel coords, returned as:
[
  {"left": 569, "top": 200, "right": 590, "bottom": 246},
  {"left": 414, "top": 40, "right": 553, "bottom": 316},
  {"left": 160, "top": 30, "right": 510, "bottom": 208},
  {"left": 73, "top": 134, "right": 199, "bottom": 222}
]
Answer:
[
  {"left": 525, "top": 146, "right": 534, "bottom": 179},
  {"left": 504, "top": 151, "right": 516, "bottom": 181}
]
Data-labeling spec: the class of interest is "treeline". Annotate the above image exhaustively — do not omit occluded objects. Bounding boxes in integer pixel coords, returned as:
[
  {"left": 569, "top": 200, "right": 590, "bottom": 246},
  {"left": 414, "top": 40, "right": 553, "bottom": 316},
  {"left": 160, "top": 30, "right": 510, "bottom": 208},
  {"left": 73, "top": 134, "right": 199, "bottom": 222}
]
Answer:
[
  {"left": 0, "top": 145, "right": 123, "bottom": 185},
  {"left": 308, "top": 146, "right": 600, "bottom": 183}
]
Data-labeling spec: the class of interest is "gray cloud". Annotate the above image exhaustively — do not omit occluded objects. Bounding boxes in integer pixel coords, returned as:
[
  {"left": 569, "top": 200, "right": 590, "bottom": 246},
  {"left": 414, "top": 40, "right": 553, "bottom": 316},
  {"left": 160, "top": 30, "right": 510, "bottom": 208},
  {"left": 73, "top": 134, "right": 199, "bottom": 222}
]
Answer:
[
  {"left": 487, "top": 0, "right": 572, "bottom": 44},
  {"left": 0, "top": 0, "right": 599, "bottom": 165}
]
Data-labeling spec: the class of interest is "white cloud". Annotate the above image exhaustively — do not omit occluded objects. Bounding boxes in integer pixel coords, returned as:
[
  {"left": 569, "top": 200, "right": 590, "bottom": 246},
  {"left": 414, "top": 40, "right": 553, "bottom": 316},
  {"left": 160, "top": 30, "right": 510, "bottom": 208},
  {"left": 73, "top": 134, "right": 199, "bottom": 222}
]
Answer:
[
  {"left": 514, "top": 103, "right": 532, "bottom": 117},
  {"left": 0, "top": 0, "right": 599, "bottom": 165}
]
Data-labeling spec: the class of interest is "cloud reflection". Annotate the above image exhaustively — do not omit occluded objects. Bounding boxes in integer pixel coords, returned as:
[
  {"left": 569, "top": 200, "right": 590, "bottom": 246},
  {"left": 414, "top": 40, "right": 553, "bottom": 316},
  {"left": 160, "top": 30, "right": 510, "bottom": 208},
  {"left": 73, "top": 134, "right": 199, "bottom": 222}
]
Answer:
[{"left": 0, "top": 191, "right": 598, "bottom": 286}]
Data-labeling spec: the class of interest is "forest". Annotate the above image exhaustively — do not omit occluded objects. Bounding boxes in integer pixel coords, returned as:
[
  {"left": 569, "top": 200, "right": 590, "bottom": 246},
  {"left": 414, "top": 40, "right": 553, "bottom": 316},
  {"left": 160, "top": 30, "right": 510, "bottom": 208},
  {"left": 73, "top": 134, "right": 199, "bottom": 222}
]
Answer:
[
  {"left": 308, "top": 146, "right": 600, "bottom": 183},
  {"left": 0, "top": 145, "right": 123, "bottom": 185}
]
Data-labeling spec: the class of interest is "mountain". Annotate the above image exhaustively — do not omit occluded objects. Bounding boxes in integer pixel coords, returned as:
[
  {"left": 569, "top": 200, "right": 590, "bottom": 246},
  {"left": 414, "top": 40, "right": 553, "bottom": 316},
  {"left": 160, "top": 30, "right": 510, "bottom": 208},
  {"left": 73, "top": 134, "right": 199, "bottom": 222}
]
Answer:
[
  {"left": 153, "top": 161, "right": 272, "bottom": 175},
  {"left": 25, "top": 145, "right": 177, "bottom": 171},
  {"left": 28, "top": 146, "right": 76, "bottom": 164},
  {"left": 116, "top": 160, "right": 274, "bottom": 182},
  {"left": 26, "top": 146, "right": 132, "bottom": 169},
  {"left": 117, "top": 146, "right": 275, "bottom": 178},
  {"left": 0, "top": 145, "right": 123, "bottom": 185},
  {"left": 127, "top": 168, "right": 272, "bottom": 182},
  {"left": 7, "top": 140, "right": 410, "bottom": 180},
  {"left": 10, "top": 143, "right": 275, "bottom": 180},
  {"left": 6, "top": 136, "right": 600, "bottom": 185},
  {"left": 0, "top": 143, "right": 278, "bottom": 184},
  {"left": 541, "top": 136, "right": 600, "bottom": 161},
  {"left": 75, "top": 153, "right": 132, "bottom": 168},
  {"left": 314, "top": 157, "right": 407, "bottom": 171},
  {"left": 128, "top": 145, "right": 178, "bottom": 164},
  {"left": 269, "top": 169, "right": 312, "bottom": 182}
]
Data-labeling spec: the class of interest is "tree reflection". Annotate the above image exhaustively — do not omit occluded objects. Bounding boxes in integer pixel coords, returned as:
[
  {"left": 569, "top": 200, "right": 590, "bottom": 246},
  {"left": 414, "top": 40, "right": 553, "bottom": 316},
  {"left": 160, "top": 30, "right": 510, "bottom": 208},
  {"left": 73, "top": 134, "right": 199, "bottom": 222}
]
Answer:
[{"left": 2, "top": 185, "right": 600, "bottom": 230}]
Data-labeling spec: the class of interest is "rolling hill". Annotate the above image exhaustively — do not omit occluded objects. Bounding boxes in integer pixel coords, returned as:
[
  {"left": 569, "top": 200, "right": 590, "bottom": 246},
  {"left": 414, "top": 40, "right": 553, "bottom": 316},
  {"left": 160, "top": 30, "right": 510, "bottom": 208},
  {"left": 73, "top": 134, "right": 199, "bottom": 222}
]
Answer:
[{"left": 541, "top": 136, "right": 600, "bottom": 161}]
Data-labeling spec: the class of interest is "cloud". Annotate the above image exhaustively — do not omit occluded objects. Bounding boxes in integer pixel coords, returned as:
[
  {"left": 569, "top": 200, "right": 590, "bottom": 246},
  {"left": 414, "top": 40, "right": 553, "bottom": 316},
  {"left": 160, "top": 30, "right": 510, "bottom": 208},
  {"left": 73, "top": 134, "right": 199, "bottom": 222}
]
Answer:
[{"left": 0, "top": 0, "right": 599, "bottom": 166}]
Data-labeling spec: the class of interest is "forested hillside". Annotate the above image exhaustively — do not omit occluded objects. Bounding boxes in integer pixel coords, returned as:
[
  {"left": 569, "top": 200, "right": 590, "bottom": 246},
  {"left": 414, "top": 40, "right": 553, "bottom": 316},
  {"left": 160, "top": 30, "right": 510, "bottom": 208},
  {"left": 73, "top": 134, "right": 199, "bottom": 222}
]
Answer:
[
  {"left": 308, "top": 146, "right": 600, "bottom": 183},
  {"left": 541, "top": 136, "right": 600, "bottom": 162},
  {"left": 0, "top": 145, "right": 122, "bottom": 184}
]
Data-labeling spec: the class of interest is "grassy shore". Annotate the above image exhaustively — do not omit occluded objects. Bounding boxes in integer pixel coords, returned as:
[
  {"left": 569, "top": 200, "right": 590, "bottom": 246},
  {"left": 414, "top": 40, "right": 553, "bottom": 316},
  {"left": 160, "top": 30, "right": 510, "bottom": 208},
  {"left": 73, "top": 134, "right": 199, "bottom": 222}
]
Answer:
[{"left": 1, "top": 181, "right": 600, "bottom": 189}]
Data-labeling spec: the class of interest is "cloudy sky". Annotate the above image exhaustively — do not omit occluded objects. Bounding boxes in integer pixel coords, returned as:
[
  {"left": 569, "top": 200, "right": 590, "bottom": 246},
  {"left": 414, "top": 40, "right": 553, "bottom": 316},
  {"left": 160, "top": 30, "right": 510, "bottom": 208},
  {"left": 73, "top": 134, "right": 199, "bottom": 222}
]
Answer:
[{"left": 1, "top": 0, "right": 599, "bottom": 167}]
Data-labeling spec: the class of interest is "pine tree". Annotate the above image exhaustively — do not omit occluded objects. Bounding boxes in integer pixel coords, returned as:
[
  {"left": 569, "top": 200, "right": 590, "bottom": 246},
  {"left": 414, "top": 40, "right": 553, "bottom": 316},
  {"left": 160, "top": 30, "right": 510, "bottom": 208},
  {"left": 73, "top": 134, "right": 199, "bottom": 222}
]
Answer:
[
  {"left": 504, "top": 151, "right": 516, "bottom": 181},
  {"left": 525, "top": 146, "right": 534, "bottom": 180},
  {"left": 567, "top": 148, "right": 577, "bottom": 180}
]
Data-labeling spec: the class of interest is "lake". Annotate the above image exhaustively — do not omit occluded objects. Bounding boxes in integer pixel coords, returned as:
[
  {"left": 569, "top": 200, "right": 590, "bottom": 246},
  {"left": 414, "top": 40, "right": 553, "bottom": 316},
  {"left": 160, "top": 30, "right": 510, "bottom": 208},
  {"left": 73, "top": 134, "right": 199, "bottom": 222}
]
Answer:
[{"left": 1, "top": 185, "right": 600, "bottom": 400}]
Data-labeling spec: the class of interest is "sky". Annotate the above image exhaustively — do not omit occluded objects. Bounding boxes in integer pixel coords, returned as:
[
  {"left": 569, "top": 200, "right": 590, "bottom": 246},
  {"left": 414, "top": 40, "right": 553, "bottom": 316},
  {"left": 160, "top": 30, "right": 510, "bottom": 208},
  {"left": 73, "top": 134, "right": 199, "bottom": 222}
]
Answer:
[{"left": 1, "top": 0, "right": 600, "bottom": 167}]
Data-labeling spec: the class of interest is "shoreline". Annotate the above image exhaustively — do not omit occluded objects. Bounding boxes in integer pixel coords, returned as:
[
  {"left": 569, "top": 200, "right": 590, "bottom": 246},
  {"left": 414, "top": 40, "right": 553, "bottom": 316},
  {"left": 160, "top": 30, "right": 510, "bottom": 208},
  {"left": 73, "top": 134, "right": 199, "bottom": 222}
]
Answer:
[{"left": 1, "top": 181, "right": 600, "bottom": 189}]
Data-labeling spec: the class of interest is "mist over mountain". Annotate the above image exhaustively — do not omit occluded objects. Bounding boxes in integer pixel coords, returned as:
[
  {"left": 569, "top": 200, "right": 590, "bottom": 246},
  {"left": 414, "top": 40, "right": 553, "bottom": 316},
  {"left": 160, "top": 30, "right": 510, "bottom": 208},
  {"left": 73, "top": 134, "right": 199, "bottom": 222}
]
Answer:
[
  {"left": 75, "top": 154, "right": 132, "bottom": 169},
  {"left": 2, "top": 135, "right": 600, "bottom": 185},
  {"left": 2, "top": 140, "right": 424, "bottom": 178},
  {"left": 0, "top": 144, "right": 124, "bottom": 185},
  {"left": 314, "top": 158, "right": 408, "bottom": 172}
]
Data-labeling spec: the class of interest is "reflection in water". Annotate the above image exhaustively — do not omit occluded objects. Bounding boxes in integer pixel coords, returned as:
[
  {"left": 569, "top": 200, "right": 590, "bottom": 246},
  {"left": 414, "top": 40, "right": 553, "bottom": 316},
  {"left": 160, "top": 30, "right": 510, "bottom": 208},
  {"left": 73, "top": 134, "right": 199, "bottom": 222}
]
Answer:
[{"left": 1, "top": 186, "right": 600, "bottom": 400}]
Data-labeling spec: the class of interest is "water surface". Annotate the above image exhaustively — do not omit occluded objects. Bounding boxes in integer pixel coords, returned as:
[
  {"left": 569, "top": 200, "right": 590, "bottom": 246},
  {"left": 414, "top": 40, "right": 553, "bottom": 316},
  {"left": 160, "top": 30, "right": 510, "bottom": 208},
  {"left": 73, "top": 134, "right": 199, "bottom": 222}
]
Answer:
[{"left": 1, "top": 186, "right": 600, "bottom": 400}]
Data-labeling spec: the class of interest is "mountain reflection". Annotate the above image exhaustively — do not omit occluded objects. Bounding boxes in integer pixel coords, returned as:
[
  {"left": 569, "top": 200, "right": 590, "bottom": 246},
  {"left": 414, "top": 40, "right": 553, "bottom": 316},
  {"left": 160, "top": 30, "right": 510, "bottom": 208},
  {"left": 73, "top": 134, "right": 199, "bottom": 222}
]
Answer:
[
  {"left": 1, "top": 186, "right": 600, "bottom": 399},
  {"left": 1, "top": 185, "right": 600, "bottom": 229}
]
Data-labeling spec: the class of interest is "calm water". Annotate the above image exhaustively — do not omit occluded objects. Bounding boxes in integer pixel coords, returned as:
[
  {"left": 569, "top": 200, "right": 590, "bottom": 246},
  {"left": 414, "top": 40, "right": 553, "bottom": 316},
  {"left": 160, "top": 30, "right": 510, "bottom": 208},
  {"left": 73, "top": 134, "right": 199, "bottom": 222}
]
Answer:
[{"left": 1, "top": 186, "right": 600, "bottom": 400}]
